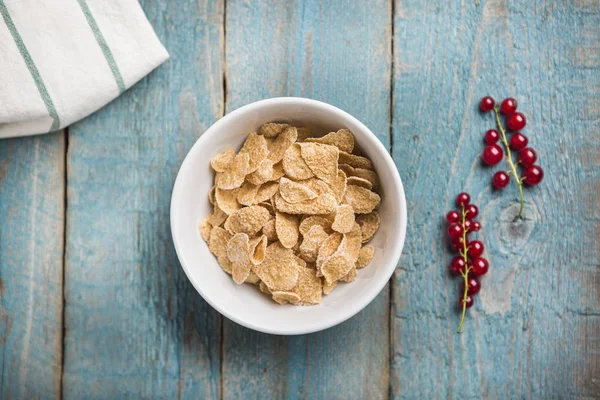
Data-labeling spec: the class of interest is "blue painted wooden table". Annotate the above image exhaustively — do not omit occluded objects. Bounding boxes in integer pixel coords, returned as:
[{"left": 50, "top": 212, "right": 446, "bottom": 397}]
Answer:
[{"left": 1, "top": 0, "right": 599, "bottom": 398}]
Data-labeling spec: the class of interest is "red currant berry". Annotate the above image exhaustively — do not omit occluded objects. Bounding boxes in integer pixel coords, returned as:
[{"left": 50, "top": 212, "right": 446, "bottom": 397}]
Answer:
[
  {"left": 460, "top": 295, "right": 474, "bottom": 309},
  {"left": 450, "top": 256, "right": 467, "bottom": 275},
  {"left": 466, "top": 204, "right": 479, "bottom": 218},
  {"left": 463, "top": 219, "right": 473, "bottom": 233},
  {"left": 451, "top": 236, "right": 465, "bottom": 251},
  {"left": 500, "top": 98, "right": 518, "bottom": 115},
  {"left": 448, "top": 223, "right": 464, "bottom": 239},
  {"left": 470, "top": 257, "right": 489, "bottom": 276},
  {"left": 471, "top": 221, "right": 481, "bottom": 232},
  {"left": 482, "top": 144, "right": 503, "bottom": 165},
  {"left": 492, "top": 171, "right": 510, "bottom": 189},
  {"left": 523, "top": 165, "right": 544, "bottom": 185},
  {"left": 518, "top": 148, "right": 537, "bottom": 167},
  {"left": 467, "top": 240, "right": 485, "bottom": 258},
  {"left": 462, "top": 277, "right": 481, "bottom": 295},
  {"left": 507, "top": 112, "right": 527, "bottom": 131},
  {"left": 456, "top": 192, "right": 470, "bottom": 207},
  {"left": 484, "top": 129, "right": 500, "bottom": 144},
  {"left": 480, "top": 96, "right": 495, "bottom": 112},
  {"left": 509, "top": 132, "right": 528, "bottom": 150},
  {"left": 446, "top": 210, "right": 460, "bottom": 223}
]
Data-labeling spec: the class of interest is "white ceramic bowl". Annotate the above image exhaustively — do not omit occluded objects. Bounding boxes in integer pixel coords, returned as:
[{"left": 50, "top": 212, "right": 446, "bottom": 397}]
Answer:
[{"left": 171, "top": 97, "right": 407, "bottom": 335}]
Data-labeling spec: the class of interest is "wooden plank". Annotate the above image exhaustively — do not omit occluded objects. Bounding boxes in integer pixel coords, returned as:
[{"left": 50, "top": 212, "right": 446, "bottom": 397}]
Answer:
[
  {"left": 223, "top": 1, "right": 392, "bottom": 398},
  {"left": 62, "top": 1, "right": 224, "bottom": 398},
  {"left": 390, "top": 0, "right": 600, "bottom": 398},
  {"left": 0, "top": 132, "right": 65, "bottom": 399}
]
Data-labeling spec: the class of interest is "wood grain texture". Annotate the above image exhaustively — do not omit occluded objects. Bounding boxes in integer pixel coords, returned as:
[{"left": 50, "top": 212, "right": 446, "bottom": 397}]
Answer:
[
  {"left": 223, "top": 1, "right": 392, "bottom": 399},
  {"left": 62, "top": 1, "right": 224, "bottom": 398},
  {"left": 390, "top": 0, "right": 600, "bottom": 398},
  {"left": 1, "top": 1, "right": 598, "bottom": 398},
  {"left": 0, "top": 132, "right": 64, "bottom": 399}
]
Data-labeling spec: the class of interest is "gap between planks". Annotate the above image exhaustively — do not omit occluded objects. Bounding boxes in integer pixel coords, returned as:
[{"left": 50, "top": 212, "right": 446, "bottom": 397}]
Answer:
[
  {"left": 387, "top": 0, "right": 396, "bottom": 397},
  {"left": 218, "top": 1, "right": 227, "bottom": 399},
  {"left": 60, "top": 127, "right": 68, "bottom": 400}
]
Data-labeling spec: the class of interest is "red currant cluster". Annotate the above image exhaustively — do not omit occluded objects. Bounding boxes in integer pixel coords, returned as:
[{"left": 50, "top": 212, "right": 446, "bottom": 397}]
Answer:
[
  {"left": 480, "top": 96, "right": 544, "bottom": 219},
  {"left": 446, "top": 192, "right": 488, "bottom": 333}
]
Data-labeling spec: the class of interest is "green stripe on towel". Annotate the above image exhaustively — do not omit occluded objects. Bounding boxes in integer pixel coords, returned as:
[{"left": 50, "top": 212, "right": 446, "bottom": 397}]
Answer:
[
  {"left": 0, "top": 0, "right": 60, "bottom": 131},
  {"left": 76, "top": 0, "right": 126, "bottom": 94}
]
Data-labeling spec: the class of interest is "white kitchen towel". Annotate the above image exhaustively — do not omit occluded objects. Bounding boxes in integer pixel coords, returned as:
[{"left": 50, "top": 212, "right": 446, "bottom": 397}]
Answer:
[{"left": 0, "top": 0, "right": 169, "bottom": 138}]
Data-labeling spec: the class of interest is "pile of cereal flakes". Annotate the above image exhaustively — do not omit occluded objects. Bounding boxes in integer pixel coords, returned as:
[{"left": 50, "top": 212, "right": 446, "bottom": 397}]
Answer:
[{"left": 200, "top": 123, "right": 381, "bottom": 305}]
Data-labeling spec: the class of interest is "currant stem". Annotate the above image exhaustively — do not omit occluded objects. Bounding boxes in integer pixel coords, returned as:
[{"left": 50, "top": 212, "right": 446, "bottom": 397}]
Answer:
[
  {"left": 457, "top": 206, "right": 470, "bottom": 334},
  {"left": 493, "top": 107, "right": 525, "bottom": 220}
]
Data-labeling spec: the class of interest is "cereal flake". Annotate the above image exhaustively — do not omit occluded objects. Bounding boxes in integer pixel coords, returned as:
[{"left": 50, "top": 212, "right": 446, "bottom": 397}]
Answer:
[
  {"left": 356, "top": 245, "right": 375, "bottom": 268},
  {"left": 322, "top": 279, "right": 337, "bottom": 295},
  {"left": 340, "top": 267, "right": 357, "bottom": 282},
  {"left": 327, "top": 170, "right": 347, "bottom": 203},
  {"left": 274, "top": 192, "right": 337, "bottom": 215},
  {"left": 208, "top": 227, "right": 232, "bottom": 259},
  {"left": 199, "top": 216, "right": 212, "bottom": 242},
  {"left": 299, "top": 215, "right": 334, "bottom": 235},
  {"left": 305, "top": 128, "right": 354, "bottom": 153},
  {"left": 279, "top": 177, "right": 318, "bottom": 203},
  {"left": 268, "top": 126, "right": 297, "bottom": 163},
  {"left": 331, "top": 204, "right": 355, "bottom": 234},
  {"left": 210, "top": 148, "right": 235, "bottom": 172},
  {"left": 240, "top": 132, "right": 270, "bottom": 173},
  {"left": 299, "top": 143, "right": 339, "bottom": 184},
  {"left": 288, "top": 266, "right": 322, "bottom": 305},
  {"left": 299, "top": 225, "right": 330, "bottom": 263},
  {"left": 343, "top": 185, "right": 380, "bottom": 214},
  {"left": 253, "top": 242, "right": 299, "bottom": 291},
  {"left": 339, "top": 151, "right": 374, "bottom": 170},
  {"left": 246, "top": 158, "right": 274, "bottom": 185},
  {"left": 255, "top": 182, "right": 279, "bottom": 204},
  {"left": 249, "top": 235, "right": 268, "bottom": 265},
  {"left": 356, "top": 211, "right": 380, "bottom": 243},
  {"left": 217, "top": 255, "right": 233, "bottom": 274},
  {"left": 215, "top": 152, "right": 250, "bottom": 190},
  {"left": 227, "top": 233, "right": 252, "bottom": 284},
  {"left": 282, "top": 144, "right": 314, "bottom": 180},
  {"left": 215, "top": 188, "right": 243, "bottom": 215},
  {"left": 237, "top": 182, "right": 259, "bottom": 206},
  {"left": 207, "top": 204, "right": 228, "bottom": 227},
  {"left": 272, "top": 291, "right": 301, "bottom": 305},
  {"left": 320, "top": 253, "right": 355, "bottom": 284},
  {"left": 259, "top": 122, "right": 290, "bottom": 138},
  {"left": 224, "top": 206, "right": 271, "bottom": 236},
  {"left": 346, "top": 176, "right": 373, "bottom": 190},
  {"left": 262, "top": 218, "right": 278, "bottom": 241},
  {"left": 275, "top": 212, "right": 300, "bottom": 249},
  {"left": 316, "top": 232, "right": 343, "bottom": 269}
]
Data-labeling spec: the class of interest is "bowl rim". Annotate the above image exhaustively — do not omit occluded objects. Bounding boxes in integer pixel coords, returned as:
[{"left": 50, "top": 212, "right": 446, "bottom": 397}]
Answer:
[{"left": 170, "top": 97, "right": 407, "bottom": 335}]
